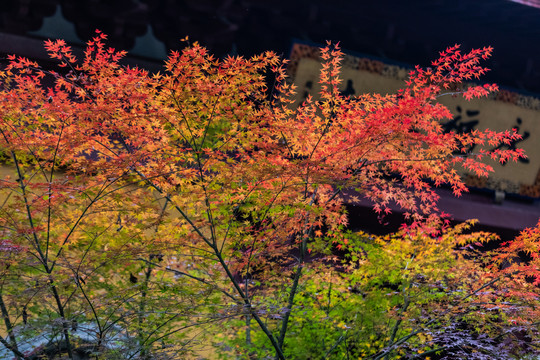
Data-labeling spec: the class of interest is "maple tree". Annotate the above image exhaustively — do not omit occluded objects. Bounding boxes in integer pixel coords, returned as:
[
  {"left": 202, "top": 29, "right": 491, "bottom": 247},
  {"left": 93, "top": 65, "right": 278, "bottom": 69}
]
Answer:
[
  {"left": 0, "top": 31, "right": 535, "bottom": 359},
  {"left": 226, "top": 221, "right": 538, "bottom": 359}
]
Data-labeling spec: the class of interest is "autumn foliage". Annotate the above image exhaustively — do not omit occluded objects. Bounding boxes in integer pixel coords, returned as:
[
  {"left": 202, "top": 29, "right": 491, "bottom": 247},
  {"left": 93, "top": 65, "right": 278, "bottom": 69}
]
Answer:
[{"left": 0, "top": 31, "right": 537, "bottom": 359}]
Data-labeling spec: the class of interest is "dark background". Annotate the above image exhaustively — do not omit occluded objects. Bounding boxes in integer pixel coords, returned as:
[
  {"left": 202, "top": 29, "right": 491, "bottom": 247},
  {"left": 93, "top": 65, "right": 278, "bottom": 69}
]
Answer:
[{"left": 2, "top": 0, "right": 540, "bottom": 94}]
